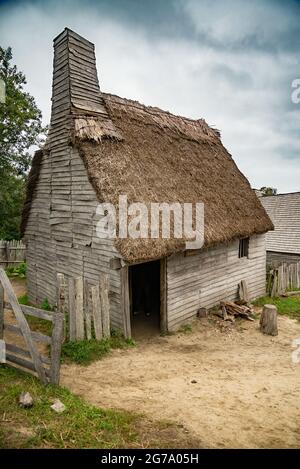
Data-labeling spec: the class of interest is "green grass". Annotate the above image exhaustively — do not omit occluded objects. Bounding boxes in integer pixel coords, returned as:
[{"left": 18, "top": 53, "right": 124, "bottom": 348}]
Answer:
[
  {"left": 6, "top": 262, "right": 27, "bottom": 279},
  {"left": 16, "top": 294, "right": 53, "bottom": 336},
  {"left": 252, "top": 295, "right": 300, "bottom": 321},
  {"left": 61, "top": 330, "right": 135, "bottom": 365},
  {"left": 178, "top": 323, "right": 193, "bottom": 334},
  {"left": 18, "top": 294, "right": 29, "bottom": 305},
  {"left": 0, "top": 366, "right": 196, "bottom": 449}
]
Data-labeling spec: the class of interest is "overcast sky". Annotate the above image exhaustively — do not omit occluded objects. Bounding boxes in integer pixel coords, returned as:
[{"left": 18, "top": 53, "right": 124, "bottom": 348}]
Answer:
[{"left": 0, "top": 0, "right": 299, "bottom": 193}]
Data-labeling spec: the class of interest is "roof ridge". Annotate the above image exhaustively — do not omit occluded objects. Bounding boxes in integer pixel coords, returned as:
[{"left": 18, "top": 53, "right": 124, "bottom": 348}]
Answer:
[{"left": 102, "top": 92, "right": 221, "bottom": 140}]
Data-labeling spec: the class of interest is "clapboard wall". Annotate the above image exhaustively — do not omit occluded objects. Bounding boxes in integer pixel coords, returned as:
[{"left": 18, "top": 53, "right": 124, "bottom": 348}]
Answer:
[
  {"left": 25, "top": 147, "right": 123, "bottom": 330},
  {"left": 166, "top": 234, "right": 266, "bottom": 331},
  {"left": 266, "top": 251, "right": 300, "bottom": 268}
]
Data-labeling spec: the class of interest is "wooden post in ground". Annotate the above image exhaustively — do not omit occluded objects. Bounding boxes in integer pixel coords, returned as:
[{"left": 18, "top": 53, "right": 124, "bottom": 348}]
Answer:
[
  {"left": 50, "top": 312, "right": 64, "bottom": 384},
  {"left": 68, "top": 278, "right": 76, "bottom": 341},
  {"left": 91, "top": 285, "right": 103, "bottom": 340},
  {"left": 84, "top": 279, "right": 92, "bottom": 340},
  {"left": 100, "top": 274, "right": 110, "bottom": 338},
  {"left": 0, "top": 282, "right": 4, "bottom": 339},
  {"left": 57, "top": 273, "right": 66, "bottom": 341},
  {"left": 74, "top": 277, "right": 84, "bottom": 340},
  {"left": 260, "top": 304, "right": 278, "bottom": 336},
  {"left": 121, "top": 266, "right": 131, "bottom": 339}
]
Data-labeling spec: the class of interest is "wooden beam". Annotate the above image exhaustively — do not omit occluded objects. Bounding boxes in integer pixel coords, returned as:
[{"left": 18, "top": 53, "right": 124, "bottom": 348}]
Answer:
[
  {"left": 50, "top": 312, "right": 64, "bottom": 384},
  {"left": 4, "top": 302, "right": 54, "bottom": 322},
  {"left": 160, "top": 258, "right": 168, "bottom": 333},
  {"left": 74, "top": 277, "right": 84, "bottom": 340},
  {"left": 100, "top": 274, "right": 110, "bottom": 338},
  {"left": 84, "top": 279, "right": 92, "bottom": 340},
  {"left": 91, "top": 285, "right": 103, "bottom": 340},
  {"left": 68, "top": 277, "right": 76, "bottom": 341},
  {"left": 4, "top": 323, "right": 52, "bottom": 345},
  {"left": 120, "top": 266, "right": 131, "bottom": 339},
  {"left": 57, "top": 273, "right": 66, "bottom": 341}
]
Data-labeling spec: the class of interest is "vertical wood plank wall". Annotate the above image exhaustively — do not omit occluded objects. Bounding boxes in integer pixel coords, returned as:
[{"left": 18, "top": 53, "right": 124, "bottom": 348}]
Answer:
[{"left": 166, "top": 234, "right": 266, "bottom": 331}]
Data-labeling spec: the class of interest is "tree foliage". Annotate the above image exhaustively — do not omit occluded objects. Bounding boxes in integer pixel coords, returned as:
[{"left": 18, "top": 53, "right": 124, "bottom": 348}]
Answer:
[
  {"left": 0, "top": 46, "right": 45, "bottom": 239},
  {"left": 260, "top": 187, "right": 277, "bottom": 197}
]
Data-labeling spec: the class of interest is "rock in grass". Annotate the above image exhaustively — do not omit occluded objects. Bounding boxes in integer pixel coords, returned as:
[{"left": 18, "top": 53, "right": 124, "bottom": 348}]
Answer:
[
  {"left": 51, "top": 399, "right": 66, "bottom": 413},
  {"left": 19, "top": 392, "right": 34, "bottom": 408}
]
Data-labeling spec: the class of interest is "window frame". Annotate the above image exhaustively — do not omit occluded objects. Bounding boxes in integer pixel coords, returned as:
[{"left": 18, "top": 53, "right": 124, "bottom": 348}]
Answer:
[{"left": 238, "top": 237, "right": 249, "bottom": 259}]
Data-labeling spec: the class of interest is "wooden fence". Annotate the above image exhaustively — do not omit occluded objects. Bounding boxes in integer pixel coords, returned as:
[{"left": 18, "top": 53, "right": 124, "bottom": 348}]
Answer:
[
  {"left": 0, "top": 268, "right": 110, "bottom": 384},
  {"left": 0, "top": 240, "right": 26, "bottom": 268},
  {"left": 59, "top": 273, "right": 110, "bottom": 342},
  {"left": 0, "top": 268, "right": 64, "bottom": 384},
  {"left": 267, "top": 261, "right": 300, "bottom": 297}
]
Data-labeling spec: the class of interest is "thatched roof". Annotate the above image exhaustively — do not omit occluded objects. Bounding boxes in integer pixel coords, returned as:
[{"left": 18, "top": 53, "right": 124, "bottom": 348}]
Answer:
[
  {"left": 22, "top": 93, "right": 273, "bottom": 263},
  {"left": 261, "top": 192, "right": 300, "bottom": 255},
  {"left": 76, "top": 93, "right": 272, "bottom": 262}
]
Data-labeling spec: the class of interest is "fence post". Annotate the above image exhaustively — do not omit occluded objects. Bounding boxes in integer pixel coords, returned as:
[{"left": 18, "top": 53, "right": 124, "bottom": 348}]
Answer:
[
  {"left": 0, "top": 241, "right": 6, "bottom": 268},
  {"left": 74, "top": 277, "right": 84, "bottom": 340},
  {"left": 50, "top": 312, "right": 64, "bottom": 384},
  {"left": 91, "top": 285, "right": 103, "bottom": 340},
  {"left": 57, "top": 273, "right": 66, "bottom": 341},
  {"left": 100, "top": 274, "right": 110, "bottom": 338},
  {"left": 68, "top": 278, "right": 76, "bottom": 341},
  {"left": 0, "top": 282, "right": 4, "bottom": 339},
  {"left": 84, "top": 279, "right": 92, "bottom": 340}
]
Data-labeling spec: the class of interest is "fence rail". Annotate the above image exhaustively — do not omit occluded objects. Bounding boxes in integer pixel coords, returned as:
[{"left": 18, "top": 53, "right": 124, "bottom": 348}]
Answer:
[
  {"left": 267, "top": 261, "right": 300, "bottom": 297},
  {"left": 0, "top": 268, "right": 64, "bottom": 384},
  {"left": 0, "top": 240, "right": 26, "bottom": 268}
]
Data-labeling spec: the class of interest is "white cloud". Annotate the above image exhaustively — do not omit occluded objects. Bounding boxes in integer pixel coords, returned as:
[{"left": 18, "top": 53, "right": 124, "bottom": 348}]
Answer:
[{"left": 0, "top": 0, "right": 299, "bottom": 192}]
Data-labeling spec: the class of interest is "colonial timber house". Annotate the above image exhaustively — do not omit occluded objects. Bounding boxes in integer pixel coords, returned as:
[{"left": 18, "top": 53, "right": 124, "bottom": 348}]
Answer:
[
  {"left": 260, "top": 192, "right": 300, "bottom": 266},
  {"left": 21, "top": 28, "right": 273, "bottom": 337}
]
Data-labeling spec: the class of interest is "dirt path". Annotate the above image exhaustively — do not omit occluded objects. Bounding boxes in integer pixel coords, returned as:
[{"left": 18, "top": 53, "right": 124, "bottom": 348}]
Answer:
[{"left": 62, "top": 316, "right": 300, "bottom": 448}]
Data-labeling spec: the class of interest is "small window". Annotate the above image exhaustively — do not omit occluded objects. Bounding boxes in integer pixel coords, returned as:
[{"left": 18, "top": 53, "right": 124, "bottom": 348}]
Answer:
[{"left": 239, "top": 237, "right": 249, "bottom": 258}]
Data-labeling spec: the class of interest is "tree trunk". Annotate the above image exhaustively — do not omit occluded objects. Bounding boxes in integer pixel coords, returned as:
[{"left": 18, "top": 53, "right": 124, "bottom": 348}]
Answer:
[{"left": 260, "top": 304, "right": 278, "bottom": 336}]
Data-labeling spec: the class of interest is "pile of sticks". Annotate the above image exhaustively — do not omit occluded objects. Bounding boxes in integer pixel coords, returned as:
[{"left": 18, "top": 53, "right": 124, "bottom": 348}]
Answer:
[{"left": 220, "top": 300, "right": 254, "bottom": 321}]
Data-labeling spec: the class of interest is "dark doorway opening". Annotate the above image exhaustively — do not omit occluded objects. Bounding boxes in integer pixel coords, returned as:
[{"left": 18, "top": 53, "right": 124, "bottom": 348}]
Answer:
[{"left": 130, "top": 260, "right": 161, "bottom": 339}]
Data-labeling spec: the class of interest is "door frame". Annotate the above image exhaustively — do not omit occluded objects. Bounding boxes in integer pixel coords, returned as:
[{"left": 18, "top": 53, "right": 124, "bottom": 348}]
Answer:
[{"left": 121, "top": 258, "right": 168, "bottom": 338}]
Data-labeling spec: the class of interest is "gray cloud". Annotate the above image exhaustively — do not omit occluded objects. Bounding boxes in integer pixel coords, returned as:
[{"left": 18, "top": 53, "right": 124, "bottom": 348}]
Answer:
[{"left": 0, "top": 0, "right": 299, "bottom": 192}]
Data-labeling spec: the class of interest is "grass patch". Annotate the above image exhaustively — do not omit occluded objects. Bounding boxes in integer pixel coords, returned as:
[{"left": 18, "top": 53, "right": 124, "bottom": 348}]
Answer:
[
  {"left": 16, "top": 294, "right": 53, "bottom": 336},
  {"left": 18, "top": 294, "right": 29, "bottom": 305},
  {"left": 179, "top": 323, "right": 193, "bottom": 334},
  {"left": 252, "top": 295, "right": 300, "bottom": 321},
  {"left": 0, "top": 366, "right": 196, "bottom": 449},
  {"left": 6, "top": 262, "right": 27, "bottom": 279},
  {"left": 61, "top": 330, "right": 136, "bottom": 365}
]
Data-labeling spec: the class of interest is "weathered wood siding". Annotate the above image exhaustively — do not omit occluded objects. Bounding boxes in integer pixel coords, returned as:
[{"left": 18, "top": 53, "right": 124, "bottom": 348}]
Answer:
[
  {"left": 166, "top": 234, "right": 266, "bottom": 331},
  {"left": 24, "top": 28, "right": 123, "bottom": 332},
  {"left": 25, "top": 148, "right": 122, "bottom": 331},
  {"left": 261, "top": 193, "right": 300, "bottom": 255},
  {"left": 266, "top": 251, "right": 300, "bottom": 268}
]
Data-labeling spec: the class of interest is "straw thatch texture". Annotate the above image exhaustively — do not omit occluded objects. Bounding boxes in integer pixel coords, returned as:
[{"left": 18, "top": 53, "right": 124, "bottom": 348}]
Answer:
[{"left": 74, "top": 93, "right": 273, "bottom": 263}]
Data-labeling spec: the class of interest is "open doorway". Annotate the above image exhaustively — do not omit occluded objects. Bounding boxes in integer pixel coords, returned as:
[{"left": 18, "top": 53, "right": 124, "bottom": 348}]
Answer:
[{"left": 129, "top": 260, "right": 162, "bottom": 339}]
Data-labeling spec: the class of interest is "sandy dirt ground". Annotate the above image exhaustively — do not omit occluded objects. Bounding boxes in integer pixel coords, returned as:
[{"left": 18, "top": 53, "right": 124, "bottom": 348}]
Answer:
[
  {"left": 62, "top": 316, "right": 300, "bottom": 449},
  {"left": 5, "top": 279, "right": 300, "bottom": 448}
]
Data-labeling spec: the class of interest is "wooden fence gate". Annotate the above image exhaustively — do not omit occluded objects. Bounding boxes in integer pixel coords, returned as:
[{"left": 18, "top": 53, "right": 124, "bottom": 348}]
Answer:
[{"left": 0, "top": 268, "right": 64, "bottom": 384}]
